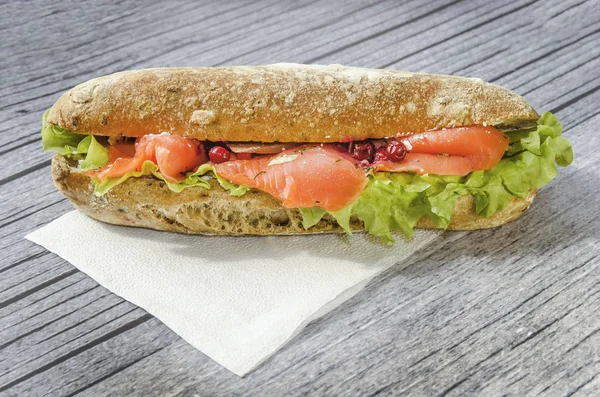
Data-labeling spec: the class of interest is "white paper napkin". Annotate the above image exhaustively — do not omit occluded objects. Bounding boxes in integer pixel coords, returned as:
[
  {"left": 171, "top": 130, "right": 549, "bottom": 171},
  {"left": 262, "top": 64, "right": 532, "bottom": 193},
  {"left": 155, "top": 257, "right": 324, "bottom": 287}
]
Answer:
[{"left": 25, "top": 211, "right": 439, "bottom": 376}]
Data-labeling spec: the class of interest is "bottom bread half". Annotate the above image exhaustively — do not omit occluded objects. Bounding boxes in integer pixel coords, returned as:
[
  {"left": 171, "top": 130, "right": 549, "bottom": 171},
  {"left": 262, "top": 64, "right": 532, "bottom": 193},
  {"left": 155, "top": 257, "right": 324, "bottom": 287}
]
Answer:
[{"left": 52, "top": 154, "right": 536, "bottom": 236}]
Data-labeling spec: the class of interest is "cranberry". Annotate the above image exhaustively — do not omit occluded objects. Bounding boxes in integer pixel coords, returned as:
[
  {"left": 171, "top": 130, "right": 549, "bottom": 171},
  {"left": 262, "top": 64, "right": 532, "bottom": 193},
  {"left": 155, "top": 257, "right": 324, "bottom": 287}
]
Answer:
[
  {"left": 236, "top": 153, "right": 253, "bottom": 160},
  {"left": 349, "top": 141, "right": 375, "bottom": 162},
  {"left": 209, "top": 146, "right": 230, "bottom": 163},
  {"left": 386, "top": 139, "right": 407, "bottom": 162},
  {"left": 374, "top": 147, "right": 389, "bottom": 162}
]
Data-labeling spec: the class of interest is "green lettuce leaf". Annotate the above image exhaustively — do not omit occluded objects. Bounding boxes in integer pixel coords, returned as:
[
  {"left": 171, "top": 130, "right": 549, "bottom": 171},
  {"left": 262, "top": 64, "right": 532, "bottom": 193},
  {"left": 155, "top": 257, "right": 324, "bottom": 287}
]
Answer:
[
  {"left": 302, "top": 112, "right": 573, "bottom": 242},
  {"left": 41, "top": 109, "right": 89, "bottom": 155},
  {"left": 41, "top": 110, "right": 109, "bottom": 170},
  {"left": 299, "top": 207, "right": 327, "bottom": 229},
  {"left": 91, "top": 161, "right": 250, "bottom": 197},
  {"left": 77, "top": 136, "right": 109, "bottom": 171}
]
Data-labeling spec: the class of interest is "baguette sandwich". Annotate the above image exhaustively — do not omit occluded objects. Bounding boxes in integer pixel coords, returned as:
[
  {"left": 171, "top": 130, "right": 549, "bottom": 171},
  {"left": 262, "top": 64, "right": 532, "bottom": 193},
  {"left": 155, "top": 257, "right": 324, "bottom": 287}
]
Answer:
[{"left": 41, "top": 64, "right": 573, "bottom": 241}]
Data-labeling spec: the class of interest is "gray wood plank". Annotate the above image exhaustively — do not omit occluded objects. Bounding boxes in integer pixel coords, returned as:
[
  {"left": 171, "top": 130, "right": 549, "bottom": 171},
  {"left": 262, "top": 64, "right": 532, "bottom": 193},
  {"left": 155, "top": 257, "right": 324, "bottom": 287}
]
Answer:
[{"left": 0, "top": 0, "right": 598, "bottom": 395}]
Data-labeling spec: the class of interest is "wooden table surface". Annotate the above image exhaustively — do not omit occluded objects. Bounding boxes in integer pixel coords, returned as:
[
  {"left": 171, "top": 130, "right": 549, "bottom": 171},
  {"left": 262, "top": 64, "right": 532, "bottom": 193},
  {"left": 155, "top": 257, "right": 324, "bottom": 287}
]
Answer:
[{"left": 2, "top": 0, "right": 599, "bottom": 395}]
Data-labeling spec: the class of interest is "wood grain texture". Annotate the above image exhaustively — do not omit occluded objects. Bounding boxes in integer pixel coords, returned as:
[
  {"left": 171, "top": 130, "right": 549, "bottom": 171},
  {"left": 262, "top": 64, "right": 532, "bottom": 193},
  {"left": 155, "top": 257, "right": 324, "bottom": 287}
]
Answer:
[{"left": 0, "top": 0, "right": 598, "bottom": 396}]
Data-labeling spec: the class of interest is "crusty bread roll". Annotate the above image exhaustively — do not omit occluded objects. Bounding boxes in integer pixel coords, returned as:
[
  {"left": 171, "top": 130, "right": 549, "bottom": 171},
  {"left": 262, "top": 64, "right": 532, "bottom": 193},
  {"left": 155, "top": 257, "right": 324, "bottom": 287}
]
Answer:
[
  {"left": 46, "top": 64, "right": 542, "bottom": 236},
  {"left": 52, "top": 155, "right": 536, "bottom": 235},
  {"left": 46, "top": 64, "right": 538, "bottom": 143}
]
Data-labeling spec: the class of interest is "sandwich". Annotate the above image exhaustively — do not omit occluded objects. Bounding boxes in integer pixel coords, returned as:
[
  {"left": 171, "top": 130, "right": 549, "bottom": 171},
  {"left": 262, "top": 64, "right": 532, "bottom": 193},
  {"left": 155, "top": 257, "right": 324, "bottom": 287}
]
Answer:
[{"left": 41, "top": 64, "right": 573, "bottom": 241}]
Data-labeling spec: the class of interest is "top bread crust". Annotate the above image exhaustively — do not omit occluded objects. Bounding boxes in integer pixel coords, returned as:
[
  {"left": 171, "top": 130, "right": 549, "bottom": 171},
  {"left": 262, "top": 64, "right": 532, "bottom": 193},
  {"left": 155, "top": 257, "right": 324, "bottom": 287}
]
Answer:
[{"left": 47, "top": 64, "right": 539, "bottom": 143}]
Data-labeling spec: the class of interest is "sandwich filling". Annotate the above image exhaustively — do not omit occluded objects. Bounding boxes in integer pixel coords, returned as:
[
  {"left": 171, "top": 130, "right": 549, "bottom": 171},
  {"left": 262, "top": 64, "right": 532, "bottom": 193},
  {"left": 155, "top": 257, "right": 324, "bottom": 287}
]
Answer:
[{"left": 42, "top": 111, "right": 573, "bottom": 241}]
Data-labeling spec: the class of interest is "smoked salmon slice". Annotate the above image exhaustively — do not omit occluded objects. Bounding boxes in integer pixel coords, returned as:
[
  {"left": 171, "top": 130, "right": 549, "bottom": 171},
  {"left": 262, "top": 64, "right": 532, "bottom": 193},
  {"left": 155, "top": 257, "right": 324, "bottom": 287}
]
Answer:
[
  {"left": 376, "top": 126, "right": 509, "bottom": 175},
  {"left": 214, "top": 145, "right": 368, "bottom": 211},
  {"left": 93, "top": 133, "right": 206, "bottom": 183}
]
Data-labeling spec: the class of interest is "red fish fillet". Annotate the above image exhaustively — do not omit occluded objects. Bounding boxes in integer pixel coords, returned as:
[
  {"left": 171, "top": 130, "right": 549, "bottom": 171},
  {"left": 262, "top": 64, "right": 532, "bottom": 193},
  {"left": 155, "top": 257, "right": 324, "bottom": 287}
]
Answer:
[
  {"left": 214, "top": 145, "right": 367, "bottom": 211},
  {"left": 375, "top": 126, "right": 509, "bottom": 175},
  {"left": 93, "top": 134, "right": 206, "bottom": 183}
]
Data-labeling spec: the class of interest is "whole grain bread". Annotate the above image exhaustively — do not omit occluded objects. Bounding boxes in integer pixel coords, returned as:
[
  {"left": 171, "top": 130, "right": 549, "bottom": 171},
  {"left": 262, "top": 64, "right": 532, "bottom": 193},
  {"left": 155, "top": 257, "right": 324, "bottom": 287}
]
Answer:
[
  {"left": 52, "top": 155, "right": 535, "bottom": 236},
  {"left": 47, "top": 64, "right": 538, "bottom": 143}
]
